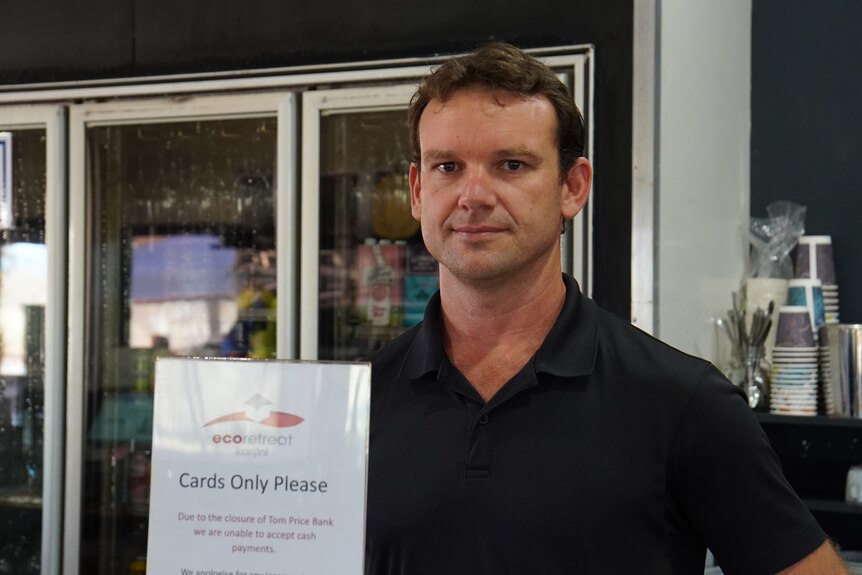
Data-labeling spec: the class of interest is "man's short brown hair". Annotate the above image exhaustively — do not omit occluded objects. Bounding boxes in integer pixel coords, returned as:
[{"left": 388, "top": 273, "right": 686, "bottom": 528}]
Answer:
[{"left": 407, "top": 41, "right": 586, "bottom": 178}]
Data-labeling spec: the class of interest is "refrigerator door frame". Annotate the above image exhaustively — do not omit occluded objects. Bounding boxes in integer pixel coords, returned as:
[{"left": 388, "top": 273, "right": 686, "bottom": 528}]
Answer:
[
  {"left": 543, "top": 53, "right": 595, "bottom": 294},
  {"left": 0, "top": 104, "right": 67, "bottom": 575},
  {"left": 299, "top": 53, "right": 593, "bottom": 360},
  {"left": 64, "top": 91, "right": 298, "bottom": 575},
  {"left": 300, "top": 82, "right": 421, "bottom": 361}
]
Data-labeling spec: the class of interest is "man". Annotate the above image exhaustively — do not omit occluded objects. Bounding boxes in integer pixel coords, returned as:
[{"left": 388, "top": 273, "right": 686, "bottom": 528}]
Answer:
[{"left": 365, "top": 41, "right": 846, "bottom": 574}]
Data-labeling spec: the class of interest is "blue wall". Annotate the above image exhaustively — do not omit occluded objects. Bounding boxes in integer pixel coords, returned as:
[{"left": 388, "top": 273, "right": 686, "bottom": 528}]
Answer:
[{"left": 752, "top": 0, "right": 862, "bottom": 323}]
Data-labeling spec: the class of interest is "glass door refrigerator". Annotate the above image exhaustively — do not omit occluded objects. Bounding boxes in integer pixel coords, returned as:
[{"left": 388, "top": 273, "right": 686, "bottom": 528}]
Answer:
[
  {"left": 60, "top": 47, "right": 592, "bottom": 575},
  {"left": 65, "top": 92, "right": 297, "bottom": 575},
  {"left": 0, "top": 106, "right": 66, "bottom": 575}
]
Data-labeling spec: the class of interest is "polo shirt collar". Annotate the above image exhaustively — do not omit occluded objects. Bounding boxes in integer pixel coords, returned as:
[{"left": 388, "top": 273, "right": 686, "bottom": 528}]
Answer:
[
  {"left": 400, "top": 292, "right": 447, "bottom": 379},
  {"left": 534, "top": 274, "right": 598, "bottom": 377},
  {"left": 399, "top": 274, "right": 598, "bottom": 380}
]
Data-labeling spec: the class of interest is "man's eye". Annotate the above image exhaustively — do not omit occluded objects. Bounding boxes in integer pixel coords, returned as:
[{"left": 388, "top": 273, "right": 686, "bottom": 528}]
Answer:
[
  {"left": 503, "top": 160, "right": 523, "bottom": 171},
  {"left": 436, "top": 162, "right": 457, "bottom": 173}
]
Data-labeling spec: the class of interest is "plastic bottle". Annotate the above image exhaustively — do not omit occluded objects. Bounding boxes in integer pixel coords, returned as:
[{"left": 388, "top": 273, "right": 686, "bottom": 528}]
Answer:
[
  {"left": 358, "top": 239, "right": 395, "bottom": 327},
  {"left": 367, "top": 240, "right": 393, "bottom": 326},
  {"left": 403, "top": 242, "right": 439, "bottom": 326}
]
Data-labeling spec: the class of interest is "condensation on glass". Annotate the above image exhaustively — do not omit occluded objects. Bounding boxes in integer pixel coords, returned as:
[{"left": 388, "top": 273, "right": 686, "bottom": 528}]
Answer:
[
  {"left": 81, "top": 117, "right": 277, "bottom": 573},
  {"left": 318, "top": 110, "right": 437, "bottom": 360},
  {"left": 0, "top": 128, "right": 47, "bottom": 574}
]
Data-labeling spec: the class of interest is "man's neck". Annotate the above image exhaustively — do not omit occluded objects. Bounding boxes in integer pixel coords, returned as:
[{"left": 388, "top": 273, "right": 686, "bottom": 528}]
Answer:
[{"left": 438, "top": 267, "right": 567, "bottom": 402}]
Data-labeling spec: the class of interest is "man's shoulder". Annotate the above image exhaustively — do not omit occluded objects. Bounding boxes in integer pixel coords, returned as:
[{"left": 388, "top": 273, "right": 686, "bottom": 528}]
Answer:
[
  {"left": 366, "top": 323, "right": 423, "bottom": 377},
  {"left": 589, "top": 303, "right": 730, "bottom": 406},
  {"left": 595, "top": 305, "right": 712, "bottom": 372},
  {"left": 559, "top": 275, "right": 711, "bottom": 379}
]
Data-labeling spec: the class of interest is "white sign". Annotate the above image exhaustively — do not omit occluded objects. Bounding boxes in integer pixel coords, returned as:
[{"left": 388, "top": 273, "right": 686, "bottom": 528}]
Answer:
[
  {"left": 0, "top": 132, "right": 11, "bottom": 229},
  {"left": 147, "top": 357, "right": 371, "bottom": 575}
]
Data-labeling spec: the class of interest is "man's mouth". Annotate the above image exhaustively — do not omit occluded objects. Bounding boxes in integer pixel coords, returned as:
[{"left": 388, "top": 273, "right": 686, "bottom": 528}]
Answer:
[{"left": 452, "top": 225, "right": 503, "bottom": 235}]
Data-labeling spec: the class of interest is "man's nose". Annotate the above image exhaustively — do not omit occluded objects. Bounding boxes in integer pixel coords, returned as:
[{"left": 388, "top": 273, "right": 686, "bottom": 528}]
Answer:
[{"left": 457, "top": 168, "right": 497, "bottom": 210}]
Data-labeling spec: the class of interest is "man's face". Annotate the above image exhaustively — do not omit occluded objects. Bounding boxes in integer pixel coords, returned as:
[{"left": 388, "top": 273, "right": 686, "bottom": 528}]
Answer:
[{"left": 409, "top": 87, "right": 589, "bottom": 286}]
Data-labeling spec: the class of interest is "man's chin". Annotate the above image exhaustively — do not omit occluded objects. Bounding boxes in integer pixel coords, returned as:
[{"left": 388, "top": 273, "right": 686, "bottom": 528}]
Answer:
[{"left": 440, "top": 259, "right": 515, "bottom": 285}]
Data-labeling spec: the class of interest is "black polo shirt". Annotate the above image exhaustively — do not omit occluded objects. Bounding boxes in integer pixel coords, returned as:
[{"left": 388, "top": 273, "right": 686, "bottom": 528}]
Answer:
[{"left": 365, "top": 275, "right": 825, "bottom": 575}]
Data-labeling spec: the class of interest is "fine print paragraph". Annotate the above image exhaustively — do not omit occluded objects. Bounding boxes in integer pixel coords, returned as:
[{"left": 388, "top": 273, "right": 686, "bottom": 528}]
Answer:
[{"left": 176, "top": 509, "right": 335, "bottom": 570}]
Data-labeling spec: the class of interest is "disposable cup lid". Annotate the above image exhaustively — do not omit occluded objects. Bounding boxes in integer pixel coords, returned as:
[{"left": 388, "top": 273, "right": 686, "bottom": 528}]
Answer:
[
  {"left": 798, "top": 235, "right": 832, "bottom": 244},
  {"left": 777, "top": 305, "right": 810, "bottom": 313}
]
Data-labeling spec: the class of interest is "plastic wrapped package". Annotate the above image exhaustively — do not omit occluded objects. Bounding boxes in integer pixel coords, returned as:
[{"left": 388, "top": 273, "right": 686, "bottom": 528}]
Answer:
[{"left": 748, "top": 200, "right": 806, "bottom": 279}]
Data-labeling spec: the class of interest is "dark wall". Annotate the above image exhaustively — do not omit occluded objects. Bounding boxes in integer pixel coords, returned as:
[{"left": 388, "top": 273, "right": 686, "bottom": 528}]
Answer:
[
  {"left": 0, "top": 0, "right": 634, "bottom": 318},
  {"left": 752, "top": 0, "right": 862, "bottom": 323}
]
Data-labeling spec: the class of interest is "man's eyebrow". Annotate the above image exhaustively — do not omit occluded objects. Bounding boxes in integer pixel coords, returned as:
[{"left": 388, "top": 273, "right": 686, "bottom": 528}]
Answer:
[
  {"left": 421, "top": 149, "right": 455, "bottom": 163},
  {"left": 495, "top": 148, "right": 544, "bottom": 163},
  {"left": 421, "top": 148, "right": 543, "bottom": 163}
]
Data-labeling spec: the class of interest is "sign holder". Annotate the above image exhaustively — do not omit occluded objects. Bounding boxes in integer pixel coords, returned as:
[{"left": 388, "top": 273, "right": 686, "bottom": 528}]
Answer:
[{"left": 147, "top": 357, "right": 370, "bottom": 575}]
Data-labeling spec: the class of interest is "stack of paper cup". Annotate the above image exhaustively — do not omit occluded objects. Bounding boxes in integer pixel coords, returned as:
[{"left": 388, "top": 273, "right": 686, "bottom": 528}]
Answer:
[
  {"left": 795, "top": 235, "right": 839, "bottom": 324},
  {"left": 769, "top": 305, "right": 819, "bottom": 416},
  {"left": 786, "top": 278, "right": 829, "bottom": 412}
]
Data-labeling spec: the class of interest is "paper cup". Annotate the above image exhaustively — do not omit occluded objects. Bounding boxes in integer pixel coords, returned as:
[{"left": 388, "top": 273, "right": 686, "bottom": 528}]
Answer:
[
  {"left": 787, "top": 278, "right": 826, "bottom": 333},
  {"left": 774, "top": 305, "right": 816, "bottom": 348},
  {"left": 795, "top": 235, "right": 836, "bottom": 285}
]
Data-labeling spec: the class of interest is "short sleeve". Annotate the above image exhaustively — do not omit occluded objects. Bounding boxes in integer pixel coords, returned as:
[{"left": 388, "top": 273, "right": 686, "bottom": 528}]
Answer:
[{"left": 668, "top": 364, "right": 827, "bottom": 575}]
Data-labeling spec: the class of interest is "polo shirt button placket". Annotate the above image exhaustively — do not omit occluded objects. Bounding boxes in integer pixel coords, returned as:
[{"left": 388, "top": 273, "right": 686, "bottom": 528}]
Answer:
[{"left": 465, "top": 412, "right": 491, "bottom": 479}]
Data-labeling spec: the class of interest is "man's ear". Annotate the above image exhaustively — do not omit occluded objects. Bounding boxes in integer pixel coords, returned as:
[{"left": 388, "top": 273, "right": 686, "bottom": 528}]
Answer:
[
  {"left": 561, "top": 157, "right": 592, "bottom": 220},
  {"left": 409, "top": 162, "right": 422, "bottom": 221}
]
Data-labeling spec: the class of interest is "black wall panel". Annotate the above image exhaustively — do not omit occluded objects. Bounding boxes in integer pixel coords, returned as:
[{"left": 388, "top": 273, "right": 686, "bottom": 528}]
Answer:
[
  {"left": 129, "top": 1, "right": 622, "bottom": 74},
  {"left": 752, "top": 0, "right": 862, "bottom": 324},
  {"left": 0, "top": 0, "right": 633, "bottom": 318},
  {"left": 0, "top": 0, "right": 135, "bottom": 82}
]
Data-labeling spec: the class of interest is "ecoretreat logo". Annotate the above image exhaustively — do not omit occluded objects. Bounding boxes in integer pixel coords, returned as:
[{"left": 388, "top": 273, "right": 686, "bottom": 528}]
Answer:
[
  {"left": 204, "top": 394, "right": 304, "bottom": 428},
  {"left": 205, "top": 394, "right": 303, "bottom": 457}
]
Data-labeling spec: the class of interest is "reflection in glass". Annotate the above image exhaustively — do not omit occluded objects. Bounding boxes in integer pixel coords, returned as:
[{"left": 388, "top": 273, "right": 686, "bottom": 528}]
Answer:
[
  {"left": 0, "top": 128, "right": 47, "bottom": 574},
  {"left": 82, "top": 117, "right": 277, "bottom": 574},
  {"left": 318, "top": 110, "right": 437, "bottom": 360}
]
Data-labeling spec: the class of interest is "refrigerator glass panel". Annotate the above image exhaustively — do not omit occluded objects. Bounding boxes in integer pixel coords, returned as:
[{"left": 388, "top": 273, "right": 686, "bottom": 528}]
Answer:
[
  {"left": 0, "top": 128, "right": 47, "bottom": 575},
  {"left": 80, "top": 117, "right": 277, "bottom": 574},
  {"left": 317, "top": 109, "right": 437, "bottom": 360}
]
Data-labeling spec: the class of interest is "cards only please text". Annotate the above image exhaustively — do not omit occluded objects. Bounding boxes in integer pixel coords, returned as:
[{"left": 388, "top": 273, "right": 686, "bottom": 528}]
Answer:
[{"left": 179, "top": 472, "right": 328, "bottom": 495}]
